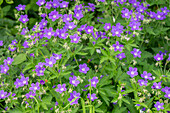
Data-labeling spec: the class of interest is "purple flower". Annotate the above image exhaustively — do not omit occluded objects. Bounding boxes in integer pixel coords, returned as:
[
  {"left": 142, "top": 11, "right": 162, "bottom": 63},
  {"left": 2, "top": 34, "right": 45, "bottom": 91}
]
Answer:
[
  {"left": 74, "top": 10, "right": 84, "bottom": 20},
  {"left": 70, "top": 34, "right": 81, "bottom": 43},
  {"left": 141, "top": 71, "right": 152, "bottom": 80},
  {"left": 117, "top": 0, "right": 127, "bottom": 4},
  {"left": 161, "top": 86, "right": 170, "bottom": 93},
  {"left": 154, "top": 101, "right": 164, "bottom": 111},
  {"left": 98, "top": 0, "right": 105, "bottom": 2},
  {"left": 151, "top": 82, "right": 161, "bottom": 89},
  {"left": 36, "top": 0, "right": 46, "bottom": 6},
  {"left": 58, "top": 29, "right": 68, "bottom": 39},
  {"left": 15, "top": 4, "right": 26, "bottom": 11},
  {"left": 131, "top": 48, "right": 141, "bottom": 58},
  {"left": 129, "top": 22, "right": 141, "bottom": 31},
  {"left": 68, "top": 91, "right": 80, "bottom": 105},
  {"left": 164, "top": 91, "right": 170, "bottom": 99},
  {"left": 25, "top": 91, "right": 36, "bottom": 99},
  {"left": 161, "top": 7, "right": 169, "bottom": 15},
  {"left": 45, "top": 1, "right": 53, "bottom": 9},
  {"left": 55, "top": 84, "right": 67, "bottom": 93},
  {"left": 63, "top": 14, "right": 73, "bottom": 23},
  {"left": 0, "top": 65, "right": 9, "bottom": 74},
  {"left": 79, "top": 63, "right": 89, "bottom": 74},
  {"left": 74, "top": 4, "right": 83, "bottom": 11},
  {"left": 138, "top": 79, "right": 148, "bottom": 86},
  {"left": 39, "top": 18, "right": 48, "bottom": 29},
  {"left": 14, "top": 78, "right": 24, "bottom": 88},
  {"left": 66, "top": 22, "right": 77, "bottom": 30},
  {"left": 55, "top": 101, "right": 58, "bottom": 106},
  {"left": 154, "top": 54, "right": 163, "bottom": 61},
  {"left": 85, "top": 26, "right": 94, "bottom": 34},
  {"left": 45, "top": 56, "right": 56, "bottom": 67},
  {"left": 52, "top": 0, "right": 59, "bottom": 8},
  {"left": 87, "top": 93, "right": 97, "bottom": 101},
  {"left": 60, "top": 1, "right": 69, "bottom": 8},
  {"left": 4, "top": 57, "right": 13, "bottom": 65},
  {"left": 0, "top": 40, "right": 3, "bottom": 46},
  {"left": 69, "top": 76, "right": 80, "bottom": 87},
  {"left": 52, "top": 53, "right": 62, "bottom": 60},
  {"left": 103, "top": 23, "right": 111, "bottom": 31},
  {"left": 29, "top": 82, "right": 40, "bottom": 93},
  {"left": 89, "top": 77, "right": 99, "bottom": 88},
  {"left": 112, "top": 41, "right": 124, "bottom": 52},
  {"left": 23, "top": 41, "right": 29, "bottom": 48},
  {"left": 0, "top": 90, "right": 8, "bottom": 99},
  {"left": 111, "top": 23, "right": 124, "bottom": 37},
  {"left": 20, "top": 76, "right": 29, "bottom": 86},
  {"left": 155, "top": 11, "right": 165, "bottom": 20},
  {"left": 21, "top": 28, "right": 28, "bottom": 35},
  {"left": 127, "top": 67, "right": 138, "bottom": 78},
  {"left": 19, "top": 15, "right": 29, "bottom": 24},
  {"left": 44, "top": 27, "right": 55, "bottom": 39},
  {"left": 116, "top": 53, "right": 126, "bottom": 60},
  {"left": 136, "top": 5, "right": 147, "bottom": 13},
  {"left": 49, "top": 10, "right": 62, "bottom": 21},
  {"left": 40, "top": 80, "right": 45, "bottom": 85},
  {"left": 121, "top": 8, "right": 132, "bottom": 19}
]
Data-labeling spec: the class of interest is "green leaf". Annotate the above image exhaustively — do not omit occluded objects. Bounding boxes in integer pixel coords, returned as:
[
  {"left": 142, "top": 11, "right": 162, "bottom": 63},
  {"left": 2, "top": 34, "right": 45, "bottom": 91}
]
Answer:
[
  {"left": 81, "top": 98, "right": 86, "bottom": 113},
  {"left": 99, "top": 91, "right": 110, "bottom": 106},
  {"left": 2, "top": 5, "right": 11, "bottom": 16},
  {"left": 12, "top": 54, "right": 27, "bottom": 65},
  {"left": 100, "top": 56, "right": 108, "bottom": 64},
  {"left": 0, "top": 0, "right": 3, "bottom": 5},
  {"left": 122, "top": 89, "right": 134, "bottom": 94},
  {"left": 41, "top": 103, "right": 48, "bottom": 110},
  {"left": 122, "top": 98, "right": 130, "bottom": 104},
  {"left": 5, "top": 0, "right": 13, "bottom": 4},
  {"left": 23, "top": 63, "right": 33, "bottom": 72},
  {"left": 76, "top": 52, "right": 88, "bottom": 56},
  {"left": 100, "top": 49, "right": 108, "bottom": 56}
]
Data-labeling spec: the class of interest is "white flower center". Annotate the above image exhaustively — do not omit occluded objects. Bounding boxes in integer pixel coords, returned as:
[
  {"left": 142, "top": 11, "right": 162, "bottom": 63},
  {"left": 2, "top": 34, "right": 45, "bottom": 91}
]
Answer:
[
  {"left": 125, "top": 13, "right": 128, "bottom": 16},
  {"left": 134, "top": 53, "right": 137, "bottom": 56},
  {"left": 116, "top": 46, "right": 119, "bottom": 49},
  {"left": 157, "top": 15, "right": 160, "bottom": 18},
  {"left": 168, "top": 94, "right": 170, "bottom": 97},
  {"left": 40, "top": 2, "right": 44, "bottom": 5},
  {"left": 156, "top": 86, "right": 159, "bottom": 89},
  {"left": 82, "top": 68, "right": 85, "bottom": 71},
  {"left": 145, "top": 76, "right": 148, "bottom": 79},
  {"left": 73, "top": 38, "right": 77, "bottom": 41},
  {"left": 61, "top": 33, "right": 65, "bottom": 37},
  {"left": 158, "top": 105, "right": 161, "bottom": 109},
  {"left": 60, "top": 88, "right": 64, "bottom": 91},
  {"left": 34, "top": 87, "right": 37, "bottom": 90},
  {"left": 63, "top": 5, "right": 66, "bottom": 7},
  {"left": 72, "top": 80, "right": 75, "bottom": 84},
  {"left": 88, "top": 29, "right": 91, "bottom": 32},
  {"left": 133, "top": 26, "right": 136, "bottom": 29},
  {"left": 92, "top": 81, "right": 95, "bottom": 84},
  {"left": 107, "top": 26, "right": 110, "bottom": 29},
  {"left": 1, "top": 94, "right": 4, "bottom": 97},
  {"left": 131, "top": 71, "right": 134, "bottom": 75},
  {"left": 23, "top": 18, "right": 26, "bottom": 21},
  {"left": 23, "top": 81, "right": 26, "bottom": 84},
  {"left": 115, "top": 31, "right": 119, "bottom": 34},
  {"left": 76, "top": 14, "right": 79, "bottom": 17},
  {"left": 157, "top": 57, "right": 160, "bottom": 60},
  {"left": 48, "top": 32, "right": 51, "bottom": 36},
  {"left": 53, "top": 15, "right": 56, "bottom": 18},
  {"left": 49, "top": 61, "right": 52, "bottom": 65},
  {"left": 67, "top": 18, "right": 70, "bottom": 21}
]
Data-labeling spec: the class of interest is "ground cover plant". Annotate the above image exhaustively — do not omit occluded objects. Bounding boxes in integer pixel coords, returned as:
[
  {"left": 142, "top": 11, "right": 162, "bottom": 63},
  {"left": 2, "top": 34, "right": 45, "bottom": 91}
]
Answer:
[{"left": 0, "top": 0, "right": 170, "bottom": 112}]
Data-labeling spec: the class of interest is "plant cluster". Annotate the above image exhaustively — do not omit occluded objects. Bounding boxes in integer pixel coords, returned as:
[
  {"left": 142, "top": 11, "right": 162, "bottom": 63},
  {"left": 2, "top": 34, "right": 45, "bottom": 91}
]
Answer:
[{"left": 0, "top": 0, "right": 170, "bottom": 113}]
